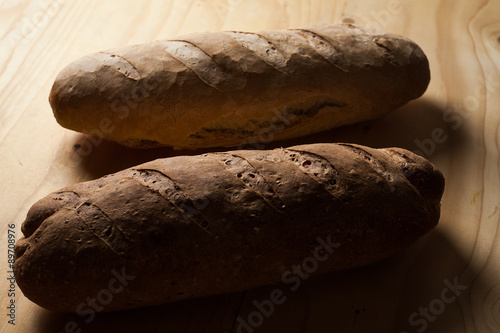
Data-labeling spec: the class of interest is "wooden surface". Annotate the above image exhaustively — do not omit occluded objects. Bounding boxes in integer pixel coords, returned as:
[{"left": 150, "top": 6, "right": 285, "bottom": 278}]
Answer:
[{"left": 1, "top": 0, "right": 500, "bottom": 332}]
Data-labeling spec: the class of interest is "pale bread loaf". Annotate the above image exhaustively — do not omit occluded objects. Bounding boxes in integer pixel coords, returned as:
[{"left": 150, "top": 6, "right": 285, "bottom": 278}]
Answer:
[{"left": 49, "top": 24, "right": 430, "bottom": 149}]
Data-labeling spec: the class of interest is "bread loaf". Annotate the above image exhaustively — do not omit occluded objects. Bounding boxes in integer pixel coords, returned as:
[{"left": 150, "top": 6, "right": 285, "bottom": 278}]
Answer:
[
  {"left": 49, "top": 24, "right": 430, "bottom": 149},
  {"left": 14, "top": 143, "right": 444, "bottom": 312}
]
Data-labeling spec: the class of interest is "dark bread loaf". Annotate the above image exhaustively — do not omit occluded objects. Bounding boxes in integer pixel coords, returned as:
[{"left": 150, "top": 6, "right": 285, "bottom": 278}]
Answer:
[
  {"left": 49, "top": 24, "right": 430, "bottom": 149},
  {"left": 14, "top": 143, "right": 444, "bottom": 312}
]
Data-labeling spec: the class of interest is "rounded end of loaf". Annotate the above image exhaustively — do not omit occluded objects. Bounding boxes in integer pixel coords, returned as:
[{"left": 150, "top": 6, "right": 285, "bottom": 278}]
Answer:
[
  {"left": 381, "top": 147, "right": 445, "bottom": 218},
  {"left": 49, "top": 52, "right": 146, "bottom": 143},
  {"left": 371, "top": 31, "right": 430, "bottom": 101},
  {"left": 13, "top": 191, "right": 83, "bottom": 312},
  {"left": 309, "top": 23, "right": 431, "bottom": 101},
  {"left": 406, "top": 41, "right": 431, "bottom": 100},
  {"left": 49, "top": 55, "right": 97, "bottom": 131},
  {"left": 14, "top": 190, "right": 132, "bottom": 313}
]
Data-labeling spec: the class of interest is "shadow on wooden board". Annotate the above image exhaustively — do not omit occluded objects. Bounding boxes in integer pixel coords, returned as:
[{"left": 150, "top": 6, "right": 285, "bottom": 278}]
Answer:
[
  {"left": 30, "top": 228, "right": 484, "bottom": 333},
  {"left": 65, "top": 96, "right": 469, "bottom": 179}
]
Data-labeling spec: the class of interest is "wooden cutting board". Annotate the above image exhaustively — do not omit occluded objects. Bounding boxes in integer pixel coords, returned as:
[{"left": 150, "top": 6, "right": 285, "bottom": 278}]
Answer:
[{"left": 1, "top": 0, "right": 499, "bottom": 332}]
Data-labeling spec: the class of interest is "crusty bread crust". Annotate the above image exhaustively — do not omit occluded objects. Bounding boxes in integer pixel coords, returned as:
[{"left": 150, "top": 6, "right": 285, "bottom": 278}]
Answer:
[
  {"left": 14, "top": 143, "right": 444, "bottom": 312},
  {"left": 49, "top": 24, "right": 430, "bottom": 148}
]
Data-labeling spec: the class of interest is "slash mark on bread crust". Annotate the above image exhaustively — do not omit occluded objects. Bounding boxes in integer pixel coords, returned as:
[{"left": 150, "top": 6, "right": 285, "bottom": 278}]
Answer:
[
  {"left": 127, "top": 169, "right": 213, "bottom": 235},
  {"left": 158, "top": 40, "right": 228, "bottom": 92},
  {"left": 96, "top": 52, "right": 141, "bottom": 80},
  {"left": 280, "top": 148, "right": 342, "bottom": 201},
  {"left": 225, "top": 31, "right": 290, "bottom": 76},
  {"left": 291, "top": 29, "right": 349, "bottom": 72},
  {"left": 76, "top": 201, "right": 132, "bottom": 242},
  {"left": 338, "top": 144, "right": 394, "bottom": 182},
  {"left": 74, "top": 205, "right": 123, "bottom": 255},
  {"left": 207, "top": 153, "right": 286, "bottom": 214}
]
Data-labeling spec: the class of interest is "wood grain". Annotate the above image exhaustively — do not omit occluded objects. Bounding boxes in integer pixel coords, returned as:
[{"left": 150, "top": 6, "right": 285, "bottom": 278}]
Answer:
[{"left": 1, "top": 0, "right": 499, "bottom": 332}]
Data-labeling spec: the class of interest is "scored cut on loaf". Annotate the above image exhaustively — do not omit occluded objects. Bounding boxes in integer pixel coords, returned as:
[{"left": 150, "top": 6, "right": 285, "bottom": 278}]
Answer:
[
  {"left": 14, "top": 143, "right": 444, "bottom": 312},
  {"left": 49, "top": 24, "right": 430, "bottom": 149}
]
